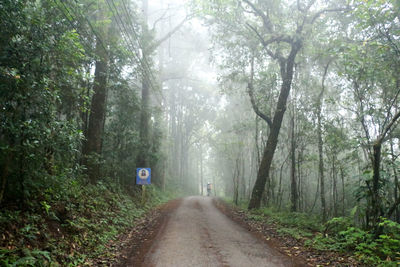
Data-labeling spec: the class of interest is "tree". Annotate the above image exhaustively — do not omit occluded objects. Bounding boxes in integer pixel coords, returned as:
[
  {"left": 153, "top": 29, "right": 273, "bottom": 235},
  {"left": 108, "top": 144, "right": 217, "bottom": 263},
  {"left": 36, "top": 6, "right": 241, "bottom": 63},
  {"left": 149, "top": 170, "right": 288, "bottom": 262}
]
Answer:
[
  {"left": 243, "top": 0, "right": 347, "bottom": 209},
  {"left": 317, "top": 62, "right": 331, "bottom": 222},
  {"left": 338, "top": 0, "right": 400, "bottom": 228},
  {"left": 136, "top": 0, "right": 188, "bottom": 170},
  {"left": 195, "top": 0, "right": 348, "bottom": 209},
  {"left": 0, "top": 0, "right": 86, "bottom": 204},
  {"left": 83, "top": 27, "right": 109, "bottom": 183}
]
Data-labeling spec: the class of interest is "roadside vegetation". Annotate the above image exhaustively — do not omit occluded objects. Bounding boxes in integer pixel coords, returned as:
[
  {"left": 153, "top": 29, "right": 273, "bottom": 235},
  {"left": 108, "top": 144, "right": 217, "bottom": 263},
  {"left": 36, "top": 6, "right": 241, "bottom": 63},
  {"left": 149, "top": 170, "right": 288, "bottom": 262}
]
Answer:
[
  {"left": 0, "top": 1, "right": 184, "bottom": 266},
  {"left": 0, "top": 182, "right": 173, "bottom": 266},
  {"left": 225, "top": 199, "right": 400, "bottom": 266}
]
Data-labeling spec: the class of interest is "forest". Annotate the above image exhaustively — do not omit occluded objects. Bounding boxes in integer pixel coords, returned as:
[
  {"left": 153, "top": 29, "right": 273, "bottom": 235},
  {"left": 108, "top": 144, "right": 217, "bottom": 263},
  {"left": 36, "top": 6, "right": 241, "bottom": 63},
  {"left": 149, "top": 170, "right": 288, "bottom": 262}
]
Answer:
[{"left": 0, "top": 0, "right": 400, "bottom": 266}]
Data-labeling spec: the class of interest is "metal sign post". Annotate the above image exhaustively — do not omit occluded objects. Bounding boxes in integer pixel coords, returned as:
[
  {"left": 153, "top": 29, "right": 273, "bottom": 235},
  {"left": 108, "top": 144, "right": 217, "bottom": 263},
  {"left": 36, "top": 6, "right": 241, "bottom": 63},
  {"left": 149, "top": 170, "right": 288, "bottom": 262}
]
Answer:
[{"left": 136, "top": 168, "right": 151, "bottom": 204}]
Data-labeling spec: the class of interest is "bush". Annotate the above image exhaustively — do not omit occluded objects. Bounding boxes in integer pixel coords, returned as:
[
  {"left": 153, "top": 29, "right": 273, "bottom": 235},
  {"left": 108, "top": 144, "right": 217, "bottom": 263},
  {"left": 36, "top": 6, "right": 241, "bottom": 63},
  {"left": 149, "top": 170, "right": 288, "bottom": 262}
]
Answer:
[
  {"left": 324, "top": 217, "right": 352, "bottom": 235},
  {"left": 246, "top": 204, "right": 400, "bottom": 265},
  {"left": 312, "top": 218, "right": 400, "bottom": 266}
]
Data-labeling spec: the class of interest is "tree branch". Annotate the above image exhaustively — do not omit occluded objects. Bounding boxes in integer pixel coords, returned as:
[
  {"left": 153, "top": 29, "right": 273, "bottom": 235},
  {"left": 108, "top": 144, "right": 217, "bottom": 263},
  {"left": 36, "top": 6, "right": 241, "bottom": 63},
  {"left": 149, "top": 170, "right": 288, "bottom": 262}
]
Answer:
[
  {"left": 297, "top": 0, "right": 316, "bottom": 12},
  {"left": 386, "top": 188, "right": 400, "bottom": 218},
  {"left": 310, "top": 6, "right": 350, "bottom": 24},
  {"left": 148, "top": 16, "right": 190, "bottom": 53},
  {"left": 245, "top": 23, "right": 287, "bottom": 61},
  {"left": 382, "top": 78, "right": 400, "bottom": 131},
  {"left": 247, "top": 55, "right": 273, "bottom": 127},
  {"left": 380, "top": 109, "right": 400, "bottom": 143},
  {"left": 242, "top": 0, "right": 273, "bottom": 32},
  {"left": 319, "top": 60, "right": 331, "bottom": 99},
  {"left": 354, "top": 80, "right": 372, "bottom": 149},
  {"left": 151, "top": 8, "right": 170, "bottom": 30}
]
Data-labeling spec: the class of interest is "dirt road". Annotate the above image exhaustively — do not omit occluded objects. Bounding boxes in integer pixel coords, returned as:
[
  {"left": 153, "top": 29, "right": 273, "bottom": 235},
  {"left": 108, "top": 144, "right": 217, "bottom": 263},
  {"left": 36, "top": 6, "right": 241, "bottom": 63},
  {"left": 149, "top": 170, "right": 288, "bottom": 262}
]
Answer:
[{"left": 141, "top": 196, "right": 298, "bottom": 267}]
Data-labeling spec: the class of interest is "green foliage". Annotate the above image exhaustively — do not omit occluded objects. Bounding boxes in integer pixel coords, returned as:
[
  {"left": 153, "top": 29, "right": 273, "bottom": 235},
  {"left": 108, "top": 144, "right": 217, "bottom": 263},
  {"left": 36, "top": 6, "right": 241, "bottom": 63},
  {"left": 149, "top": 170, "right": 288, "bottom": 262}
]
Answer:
[
  {"left": 255, "top": 208, "right": 322, "bottom": 232},
  {"left": 0, "top": 180, "right": 173, "bottom": 266},
  {"left": 276, "top": 227, "right": 312, "bottom": 241},
  {"left": 305, "top": 233, "right": 342, "bottom": 251},
  {"left": 0, "top": 248, "right": 51, "bottom": 267},
  {"left": 310, "top": 219, "right": 400, "bottom": 265},
  {"left": 0, "top": 0, "right": 87, "bottom": 204},
  {"left": 240, "top": 200, "right": 400, "bottom": 266},
  {"left": 324, "top": 217, "right": 352, "bottom": 235},
  {"left": 0, "top": 0, "right": 170, "bottom": 265},
  {"left": 247, "top": 214, "right": 264, "bottom": 221}
]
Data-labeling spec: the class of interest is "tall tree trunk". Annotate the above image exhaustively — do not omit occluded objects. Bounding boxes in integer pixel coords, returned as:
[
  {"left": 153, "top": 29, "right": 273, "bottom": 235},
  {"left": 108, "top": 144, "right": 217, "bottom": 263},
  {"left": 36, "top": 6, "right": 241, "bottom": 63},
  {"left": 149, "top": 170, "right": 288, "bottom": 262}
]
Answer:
[
  {"left": 290, "top": 114, "right": 298, "bottom": 212},
  {"left": 396, "top": 174, "right": 400, "bottom": 223},
  {"left": 371, "top": 142, "right": 382, "bottom": 227},
  {"left": 297, "top": 149, "right": 303, "bottom": 211},
  {"left": 233, "top": 157, "right": 240, "bottom": 205},
  {"left": 80, "top": 65, "right": 92, "bottom": 149},
  {"left": 83, "top": 37, "right": 108, "bottom": 183},
  {"left": 317, "top": 62, "right": 329, "bottom": 222},
  {"left": 340, "top": 167, "right": 345, "bottom": 216},
  {"left": 137, "top": 0, "right": 151, "bottom": 170},
  {"left": 390, "top": 141, "right": 399, "bottom": 222},
  {"left": 248, "top": 41, "right": 301, "bottom": 210},
  {"left": 170, "top": 87, "right": 178, "bottom": 179},
  {"left": 255, "top": 116, "right": 261, "bottom": 167},
  {"left": 310, "top": 167, "right": 320, "bottom": 213},
  {"left": 277, "top": 157, "right": 286, "bottom": 209},
  {"left": 248, "top": 148, "right": 255, "bottom": 200},
  {"left": 0, "top": 151, "right": 11, "bottom": 205},
  {"left": 332, "top": 156, "right": 338, "bottom": 217},
  {"left": 241, "top": 155, "right": 246, "bottom": 201},
  {"left": 137, "top": 66, "right": 151, "bottom": 167},
  {"left": 200, "top": 145, "right": 204, "bottom": 196},
  {"left": 138, "top": 0, "right": 186, "bottom": 172}
]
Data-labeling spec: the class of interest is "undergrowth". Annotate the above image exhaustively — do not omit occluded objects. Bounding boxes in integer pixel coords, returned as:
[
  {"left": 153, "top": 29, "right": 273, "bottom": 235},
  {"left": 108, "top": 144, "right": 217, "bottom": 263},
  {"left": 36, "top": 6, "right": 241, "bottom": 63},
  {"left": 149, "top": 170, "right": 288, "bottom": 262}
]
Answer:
[
  {"left": 306, "top": 218, "right": 400, "bottom": 266},
  {"left": 226, "top": 199, "right": 400, "bottom": 266},
  {"left": 0, "top": 178, "right": 175, "bottom": 266}
]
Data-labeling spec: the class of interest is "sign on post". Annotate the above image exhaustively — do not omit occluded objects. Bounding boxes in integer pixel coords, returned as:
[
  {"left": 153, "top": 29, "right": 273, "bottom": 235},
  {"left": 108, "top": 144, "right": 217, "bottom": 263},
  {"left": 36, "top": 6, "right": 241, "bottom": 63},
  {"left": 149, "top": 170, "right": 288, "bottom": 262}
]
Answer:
[{"left": 136, "top": 168, "right": 151, "bottom": 185}]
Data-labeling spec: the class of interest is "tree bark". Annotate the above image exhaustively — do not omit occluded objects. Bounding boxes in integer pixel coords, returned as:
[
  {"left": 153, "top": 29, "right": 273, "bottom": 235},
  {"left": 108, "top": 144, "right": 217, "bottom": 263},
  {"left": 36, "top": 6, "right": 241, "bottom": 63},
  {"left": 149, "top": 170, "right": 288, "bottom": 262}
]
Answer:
[
  {"left": 83, "top": 37, "right": 108, "bottom": 183},
  {"left": 277, "top": 156, "right": 287, "bottom": 209},
  {"left": 332, "top": 156, "right": 338, "bottom": 217},
  {"left": 137, "top": 0, "right": 151, "bottom": 169},
  {"left": 317, "top": 62, "right": 329, "bottom": 222},
  {"left": 200, "top": 145, "right": 204, "bottom": 196},
  {"left": 233, "top": 157, "right": 240, "bottom": 205},
  {"left": 340, "top": 167, "right": 345, "bottom": 216},
  {"left": 290, "top": 114, "right": 298, "bottom": 212},
  {"left": 297, "top": 148, "right": 303, "bottom": 211},
  {"left": 0, "top": 151, "right": 11, "bottom": 205},
  {"left": 241, "top": 155, "right": 246, "bottom": 201},
  {"left": 137, "top": 64, "right": 151, "bottom": 167},
  {"left": 389, "top": 141, "right": 399, "bottom": 222}
]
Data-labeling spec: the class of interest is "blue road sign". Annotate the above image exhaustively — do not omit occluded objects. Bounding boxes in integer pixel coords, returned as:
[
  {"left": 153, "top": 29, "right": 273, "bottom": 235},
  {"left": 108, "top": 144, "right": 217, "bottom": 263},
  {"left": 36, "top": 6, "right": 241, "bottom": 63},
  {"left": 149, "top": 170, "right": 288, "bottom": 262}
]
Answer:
[{"left": 136, "top": 168, "right": 151, "bottom": 185}]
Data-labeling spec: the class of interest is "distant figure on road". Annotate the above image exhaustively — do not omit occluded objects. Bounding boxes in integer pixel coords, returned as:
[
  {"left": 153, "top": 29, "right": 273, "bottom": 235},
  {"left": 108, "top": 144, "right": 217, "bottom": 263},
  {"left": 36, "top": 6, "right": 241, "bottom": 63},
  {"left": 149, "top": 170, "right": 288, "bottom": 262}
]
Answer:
[{"left": 206, "top": 182, "right": 212, "bottom": 196}]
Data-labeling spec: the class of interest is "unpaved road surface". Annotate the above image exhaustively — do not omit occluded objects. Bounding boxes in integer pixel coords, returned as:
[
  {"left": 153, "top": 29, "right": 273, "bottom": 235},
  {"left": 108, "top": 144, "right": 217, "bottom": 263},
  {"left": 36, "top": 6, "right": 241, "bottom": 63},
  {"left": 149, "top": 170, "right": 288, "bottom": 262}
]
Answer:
[{"left": 141, "top": 196, "right": 298, "bottom": 267}]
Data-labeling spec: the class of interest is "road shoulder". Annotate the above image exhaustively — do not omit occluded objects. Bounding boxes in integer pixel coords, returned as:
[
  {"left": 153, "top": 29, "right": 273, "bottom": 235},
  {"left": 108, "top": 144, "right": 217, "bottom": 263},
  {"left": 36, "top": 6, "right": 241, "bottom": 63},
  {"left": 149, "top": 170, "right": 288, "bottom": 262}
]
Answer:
[
  {"left": 213, "top": 199, "right": 360, "bottom": 266},
  {"left": 113, "top": 198, "right": 182, "bottom": 267}
]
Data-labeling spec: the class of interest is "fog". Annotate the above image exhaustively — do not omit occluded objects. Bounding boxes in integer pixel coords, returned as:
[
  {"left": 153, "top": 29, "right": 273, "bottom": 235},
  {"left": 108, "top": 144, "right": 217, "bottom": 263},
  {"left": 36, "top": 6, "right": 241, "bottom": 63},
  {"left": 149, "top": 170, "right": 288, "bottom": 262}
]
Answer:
[
  {"left": 145, "top": 0, "right": 225, "bottom": 196},
  {"left": 1, "top": 1, "right": 399, "bottom": 264},
  {"left": 143, "top": 0, "right": 400, "bottom": 221}
]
